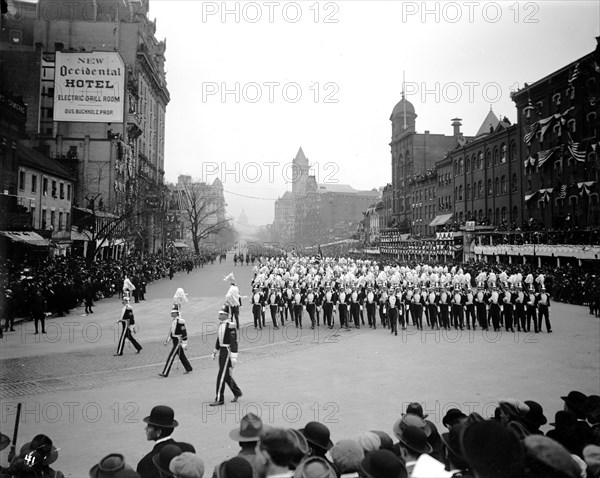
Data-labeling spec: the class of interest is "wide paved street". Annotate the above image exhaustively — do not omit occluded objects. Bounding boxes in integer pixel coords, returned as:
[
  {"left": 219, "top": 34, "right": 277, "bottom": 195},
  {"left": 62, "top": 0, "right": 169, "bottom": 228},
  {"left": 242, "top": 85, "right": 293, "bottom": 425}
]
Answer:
[{"left": 1, "top": 255, "right": 599, "bottom": 476}]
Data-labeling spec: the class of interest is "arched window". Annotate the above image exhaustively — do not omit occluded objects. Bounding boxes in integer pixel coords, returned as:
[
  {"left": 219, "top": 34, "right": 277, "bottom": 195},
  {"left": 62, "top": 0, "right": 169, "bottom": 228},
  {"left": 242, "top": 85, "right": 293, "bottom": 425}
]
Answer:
[
  {"left": 478, "top": 209, "right": 483, "bottom": 221},
  {"left": 501, "top": 207, "right": 507, "bottom": 222},
  {"left": 501, "top": 144, "right": 507, "bottom": 163},
  {"left": 501, "top": 175, "right": 507, "bottom": 194},
  {"left": 510, "top": 142, "right": 517, "bottom": 162},
  {"left": 459, "top": 157, "right": 464, "bottom": 175},
  {"left": 478, "top": 152, "right": 483, "bottom": 170},
  {"left": 568, "top": 119, "right": 576, "bottom": 133},
  {"left": 478, "top": 181, "right": 483, "bottom": 198},
  {"left": 512, "top": 206, "right": 518, "bottom": 222},
  {"left": 466, "top": 157, "right": 470, "bottom": 174},
  {"left": 495, "top": 177, "right": 500, "bottom": 195},
  {"left": 459, "top": 184, "right": 463, "bottom": 200},
  {"left": 467, "top": 183, "right": 471, "bottom": 200},
  {"left": 495, "top": 208, "right": 500, "bottom": 224},
  {"left": 487, "top": 179, "right": 493, "bottom": 196},
  {"left": 459, "top": 211, "right": 464, "bottom": 223},
  {"left": 472, "top": 154, "right": 477, "bottom": 172},
  {"left": 487, "top": 209, "right": 493, "bottom": 222},
  {"left": 493, "top": 147, "right": 499, "bottom": 166},
  {"left": 511, "top": 173, "right": 518, "bottom": 192},
  {"left": 587, "top": 112, "right": 597, "bottom": 137},
  {"left": 486, "top": 150, "right": 492, "bottom": 168}
]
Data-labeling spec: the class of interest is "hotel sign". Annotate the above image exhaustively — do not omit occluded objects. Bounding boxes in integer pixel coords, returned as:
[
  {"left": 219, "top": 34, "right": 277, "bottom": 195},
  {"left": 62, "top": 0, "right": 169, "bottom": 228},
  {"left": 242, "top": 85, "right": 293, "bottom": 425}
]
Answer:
[{"left": 53, "top": 51, "right": 125, "bottom": 123}]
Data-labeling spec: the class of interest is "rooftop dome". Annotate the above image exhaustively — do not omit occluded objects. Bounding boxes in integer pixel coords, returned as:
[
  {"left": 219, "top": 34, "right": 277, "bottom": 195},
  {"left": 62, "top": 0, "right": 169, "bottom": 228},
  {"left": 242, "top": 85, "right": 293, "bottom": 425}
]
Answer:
[{"left": 390, "top": 96, "right": 416, "bottom": 120}]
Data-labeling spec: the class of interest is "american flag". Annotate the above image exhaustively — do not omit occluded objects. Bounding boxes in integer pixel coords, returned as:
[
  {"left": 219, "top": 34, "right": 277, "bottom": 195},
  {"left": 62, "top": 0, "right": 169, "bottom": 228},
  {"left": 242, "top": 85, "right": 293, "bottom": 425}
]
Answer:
[
  {"left": 537, "top": 147, "right": 557, "bottom": 168},
  {"left": 568, "top": 141, "right": 587, "bottom": 162},
  {"left": 557, "top": 184, "right": 567, "bottom": 200},
  {"left": 569, "top": 62, "right": 580, "bottom": 83},
  {"left": 524, "top": 122, "right": 539, "bottom": 144}
]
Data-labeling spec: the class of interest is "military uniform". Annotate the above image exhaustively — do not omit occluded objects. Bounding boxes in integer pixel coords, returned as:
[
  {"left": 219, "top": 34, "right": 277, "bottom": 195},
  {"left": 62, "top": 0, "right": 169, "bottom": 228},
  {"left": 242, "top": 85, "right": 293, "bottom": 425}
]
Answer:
[
  {"left": 160, "top": 310, "right": 192, "bottom": 377},
  {"left": 439, "top": 288, "right": 451, "bottom": 329},
  {"left": 388, "top": 293, "right": 399, "bottom": 336},
  {"left": 292, "top": 288, "right": 305, "bottom": 328},
  {"left": 464, "top": 289, "right": 476, "bottom": 330},
  {"left": 536, "top": 288, "right": 552, "bottom": 333},
  {"left": 427, "top": 289, "right": 439, "bottom": 329},
  {"left": 337, "top": 289, "right": 349, "bottom": 329},
  {"left": 365, "top": 287, "right": 377, "bottom": 329},
  {"left": 503, "top": 290, "right": 515, "bottom": 332},
  {"left": 526, "top": 288, "right": 538, "bottom": 333},
  {"left": 115, "top": 300, "right": 142, "bottom": 355},
  {"left": 305, "top": 288, "right": 318, "bottom": 329},
  {"left": 211, "top": 311, "right": 242, "bottom": 405},
  {"left": 267, "top": 288, "right": 282, "bottom": 329},
  {"left": 514, "top": 287, "right": 527, "bottom": 332},
  {"left": 349, "top": 288, "right": 361, "bottom": 328},
  {"left": 251, "top": 287, "right": 265, "bottom": 329},
  {"left": 323, "top": 286, "right": 336, "bottom": 328}
]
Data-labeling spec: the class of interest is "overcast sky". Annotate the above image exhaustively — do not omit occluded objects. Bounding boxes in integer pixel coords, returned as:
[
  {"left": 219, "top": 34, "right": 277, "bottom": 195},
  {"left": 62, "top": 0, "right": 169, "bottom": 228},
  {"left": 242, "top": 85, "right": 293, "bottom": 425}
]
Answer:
[{"left": 150, "top": 1, "right": 599, "bottom": 227}]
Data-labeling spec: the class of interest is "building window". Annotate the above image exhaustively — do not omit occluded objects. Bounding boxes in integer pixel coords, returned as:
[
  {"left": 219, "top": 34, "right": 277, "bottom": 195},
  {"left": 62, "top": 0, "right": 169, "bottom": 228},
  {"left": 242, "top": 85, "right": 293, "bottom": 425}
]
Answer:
[
  {"left": 501, "top": 175, "right": 507, "bottom": 194},
  {"left": 50, "top": 210, "right": 56, "bottom": 230},
  {"left": 510, "top": 142, "right": 517, "bottom": 162},
  {"left": 501, "top": 144, "right": 507, "bottom": 163},
  {"left": 501, "top": 207, "right": 507, "bottom": 222},
  {"left": 51, "top": 180, "right": 57, "bottom": 198},
  {"left": 478, "top": 181, "right": 483, "bottom": 198},
  {"left": 42, "top": 210, "right": 47, "bottom": 229},
  {"left": 471, "top": 154, "right": 476, "bottom": 173},
  {"left": 478, "top": 152, "right": 483, "bottom": 170},
  {"left": 43, "top": 178, "right": 48, "bottom": 195},
  {"left": 31, "top": 175, "right": 37, "bottom": 193},
  {"left": 487, "top": 179, "right": 493, "bottom": 196},
  {"left": 466, "top": 157, "right": 470, "bottom": 173},
  {"left": 566, "top": 86, "right": 574, "bottom": 100},
  {"left": 486, "top": 150, "right": 492, "bottom": 168},
  {"left": 511, "top": 173, "right": 518, "bottom": 192},
  {"left": 58, "top": 212, "right": 63, "bottom": 230},
  {"left": 458, "top": 184, "right": 463, "bottom": 200},
  {"left": 19, "top": 170, "right": 25, "bottom": 190},
  {"left": 458, "top": 157, "right": 464, "bottom": 175},
  {"left": 587, "top": 112, "right": 597, "bottom": 137},
  {"left": 59, "top": 183, "right": 64, "bottom": 199},
  {"left": 493, "top": 147, "right": 499, "bottom": 166},
  {"left": 552, "top": 93, "right": 561, "bottom": 106},
  {"left": 67, "top": 184, "right": 71, "bottom": 200}
]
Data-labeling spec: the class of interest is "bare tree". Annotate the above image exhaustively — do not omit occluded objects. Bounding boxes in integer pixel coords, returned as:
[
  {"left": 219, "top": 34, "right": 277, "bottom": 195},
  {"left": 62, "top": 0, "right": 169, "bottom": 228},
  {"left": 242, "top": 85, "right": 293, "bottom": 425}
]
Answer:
[{"left": 179, "top": 181, "right": 230, "bottom": 254}]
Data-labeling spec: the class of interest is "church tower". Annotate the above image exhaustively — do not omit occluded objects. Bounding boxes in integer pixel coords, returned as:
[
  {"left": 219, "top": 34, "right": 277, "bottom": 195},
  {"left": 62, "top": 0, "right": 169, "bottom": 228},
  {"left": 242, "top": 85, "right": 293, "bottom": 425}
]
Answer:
[{"left": 292, "top": 147, "right": 309, "bottom": 198}]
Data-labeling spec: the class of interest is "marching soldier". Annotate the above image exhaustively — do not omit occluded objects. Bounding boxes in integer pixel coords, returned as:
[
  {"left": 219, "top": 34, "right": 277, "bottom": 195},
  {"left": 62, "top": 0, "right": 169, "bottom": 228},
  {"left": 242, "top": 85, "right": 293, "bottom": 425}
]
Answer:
[
  {"left": 464, "top": 287, "right": 476, "bottom": 330},
  {"left": 475, "top": 284, "right": 488, "bottom": 331},
  {"left": 489, "top": 287, "right": 502, "bottom": 332},
  {"left": 267, "top": 287, "right": 281, "bottom": 329},
  {"left": 284, "top": 283, "right": 294, "bottom": 322},
  {"left": 210, "top": 309, "right": 242, "bottom": 406},
  {"left": 412, "top": 288, "right": 424, "bottom": 330},
  {"left": 323, "top": 284, "right": 336, "bottom": 329},
  {"left": 536, "top": 285, "right": 553, "bottom": 333},
  {"left": 503, "top": 286, "right": 515, "bottom": 333},
  {"left": 403, "top": 287, "right": 414, "bottom": 326},
  {"left": 388, "top": 292, "right": 399, "bottom": 336},
  {"left": 451, "top": 285, "right": 465, "bottom": 330},
  {"left": 515, "top": 284, "right": 527, "bottom": 332},
  {"left": 337, "top": 285, "right": 349, "bottom": 330},
  {"left": 114, "top": 297, "right": 142, "bottom": 356},
  {"left": 251, "top": 286, "right": 265, "bottom": 329},
  {"left": 159, "top": 308, "right": 192, "bottom": 377},
  {"left": 292, "top": 286, "right": 305, "bottom": 328},
  {"left": 439, "top": 286, "right": 451, "bottom": 330},
  {"left": 365, "top": 285, "right": 377, "bottom": 329},
  {"left": 378, "top": 286, "right": 389, "bottom": 328},
  {"left": 306, "top": 287, "right": 318, "bottom": 329},
  {"left": 350, "top": 286, "right": 361, "bottom": 329},
  {"left": 427, "top": 287, "right": 439, "bottom": 330},
  {"left": 526, "top": 285, "right": 539, "bottom": 333}
]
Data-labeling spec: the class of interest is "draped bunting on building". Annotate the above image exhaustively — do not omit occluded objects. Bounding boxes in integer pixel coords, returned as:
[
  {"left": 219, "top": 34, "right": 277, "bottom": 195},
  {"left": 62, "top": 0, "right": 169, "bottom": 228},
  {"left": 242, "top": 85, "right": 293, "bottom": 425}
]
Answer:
[
  {"left": 523, "top": 107, "right": 575, "bottom": 145},
  {"left": 524, "top": 156, "right": 536, "bottom": 168},
  {"left": 537, "top": 147, "right": 559, "bottom": 168},
  {"left": 568, "top": 141, "right": 588, "bottom": 162},
  {"left": 578, "top": 181, "right": 597, "bottom": 197},
  {"left": 538, "top": 188, "right": 554, "bottom": 203},
  {"left": 524, "top": 123, "right": 539, "bottom": 144},
  {"left": 524, "top": 191, "right": 538, "bottom": 203}
]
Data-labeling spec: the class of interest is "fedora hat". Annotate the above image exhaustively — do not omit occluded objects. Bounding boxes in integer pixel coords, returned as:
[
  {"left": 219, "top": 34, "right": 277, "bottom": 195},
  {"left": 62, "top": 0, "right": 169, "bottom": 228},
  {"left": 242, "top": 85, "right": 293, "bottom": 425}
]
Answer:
[
  {"left": 152, "top": 444, "right": 182, "bottom": 477},
  {"left": 20, "top": 434, "right": 58, "bottom": 466},
  {"left": 143, "top": 405, "right": 179, "bottom": 428},
  {"left": 398, "top": 426, "right": 433, "bottom": 455},
  {"left": 406, "top": 403, "right": 428, "bottom": 419},
  {"left": 549, "top": 410, "right": 577, "bottom": 428},
  {"left": 293, "top": 456, "right": 337, "bottom": 478},
  {"left": 393, "top": 414, "right": 431, "bottom": 439},
  {"left": 169, "top": 452, "right": 204, "bottom": 478},
  {"left": 287, "top": 429, "right": 309, "bottom": 465},
  {"left": 89, "top": 454, "right": 140, "bottom": 478},
  {"left": 229, "top": 413, "right": 270, "bottom": 442},
  {"left": 522, "top": 400, "right": 547, "bottom": 426},
  {"left": 360, "top": 449, "right": 407, "bottom": 478},
  {"left": 299, "top": 421, "right": 333, "bottom": 451},
  {"left": 561, "top": 391, "right": 588, "bottom": 414},
  {"left": 442, "top": 408, "right": 467, "bottom": 429}
]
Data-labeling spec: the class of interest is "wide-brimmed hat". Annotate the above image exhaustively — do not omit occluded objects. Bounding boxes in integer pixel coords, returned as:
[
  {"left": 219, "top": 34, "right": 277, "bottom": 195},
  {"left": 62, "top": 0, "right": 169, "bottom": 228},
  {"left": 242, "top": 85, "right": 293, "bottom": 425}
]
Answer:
[
  {"left": 398, "top": 426, "right": 433, "bottom": 455},
  {"left": 442, "top": 408, "right": 467, "bottom": 429},
  {"left": 299, "top": 421, "right": 333, "bottom": 451},
  {"left": 229, "top": 413, "right": 270, "bottom": 442},
  {"left": 406, "top": 403, "right": 428, "bottom": 419},
  {"left": 293, "top": 456, "right": 337, "bottom": 478},
  {"left": 143, "top": 405, "right": 179, "bottom": 428},
  {"left": 20, "top": 435, "right": 58, "bottom": 466},
  {"left": 89, "top": 454, "right": 140, "bottom": 478},
  {"left": 393, "top": 414, "right": 431, "bottom": 439},
  {"left": 152, "top": 444, "right": 182, "bottom": 477},
  {"left": 561, "top": 391, "right": 588, "bottom": 414},
  {"left": 360, "top": 449, "right": 407, "bottom": 478},
  {"left": 522, "top": 400, "right": 547, "bottom": 426},
  {"left": 169, "top": 452, "right": 204, "bottom": 478}
]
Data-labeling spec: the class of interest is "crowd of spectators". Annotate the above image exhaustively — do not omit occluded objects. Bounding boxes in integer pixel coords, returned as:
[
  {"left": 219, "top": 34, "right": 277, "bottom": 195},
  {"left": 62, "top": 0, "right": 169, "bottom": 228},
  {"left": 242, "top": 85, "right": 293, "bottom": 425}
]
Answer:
[{"left": 2, "top": 391, "right": 599, "bottom": 478}]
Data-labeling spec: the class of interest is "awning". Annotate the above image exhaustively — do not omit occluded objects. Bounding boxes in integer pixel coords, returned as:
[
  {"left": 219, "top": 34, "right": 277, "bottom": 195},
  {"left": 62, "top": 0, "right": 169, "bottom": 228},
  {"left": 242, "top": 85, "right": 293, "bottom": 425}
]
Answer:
[
  {"left": 172, "top": 242, "right": 189, "bottom": 249},
  {"left": 0, "top": 231, "right": 50, "bottom": 246},
  {"left": 429, "top": 214, "right": 453, "bottom": 227}
]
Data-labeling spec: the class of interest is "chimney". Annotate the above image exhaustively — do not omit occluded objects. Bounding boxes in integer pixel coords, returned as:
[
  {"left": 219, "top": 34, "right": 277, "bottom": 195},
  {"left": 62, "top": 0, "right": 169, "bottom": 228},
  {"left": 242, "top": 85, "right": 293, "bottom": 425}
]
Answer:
[{"left": 451, "top": 118, "right": 462, "bottom": 137}]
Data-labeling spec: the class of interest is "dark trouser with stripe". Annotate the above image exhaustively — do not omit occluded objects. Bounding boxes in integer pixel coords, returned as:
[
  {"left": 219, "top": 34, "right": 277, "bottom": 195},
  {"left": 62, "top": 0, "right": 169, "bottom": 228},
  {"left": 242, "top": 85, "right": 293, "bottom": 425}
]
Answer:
[
  {"left": 116, "top": 321, "right": 141, "bottom": 355},
  {"left": 526, "top": 306, "right": 537, "bottom": 332},
  {"left": 227, "top": 305, "right": 240, "bottom": 329},
  {"left": 215, "top": 348, "right": 241, "bottom": 402},
  {"left": 252, "top": 304, "right": 262, "bottom": 328},
  {"left": 306, "top": 304, "right": 316, "bottom": 327},
  {"left": 428, "top": 305, "right": 438, "bottom": 328},
  {"left": 161, "top": 337, "right": 192, "bottom": 376},
  {"left": 465, "top": 306, "right": 476, "bottom": 328},
  {"left": 538, "top": 305, "right": 551, "bottom": 332},
  {"left": 323, "top": 304, "right": 333, "bottom": 327},
  {"left": 413, "top": 305, "right": 423, "bottom": 329},
  {"left": 269, "top": 305, "right": 279, "bottom": 327},
  {"left": 350, "top": 304, "right": 360, "bottom": 327},
  {"left": 366, "top": 303, "right": 376, "bottom": 327},
  {"left": 293, "top": 305, "right": 303, "bottom": 327},
  {"left": 476, "top": 305, "right": 487, "bottom": 329},
  {"left": 503, "top": 305, "right": 514, "bottom": 330}
]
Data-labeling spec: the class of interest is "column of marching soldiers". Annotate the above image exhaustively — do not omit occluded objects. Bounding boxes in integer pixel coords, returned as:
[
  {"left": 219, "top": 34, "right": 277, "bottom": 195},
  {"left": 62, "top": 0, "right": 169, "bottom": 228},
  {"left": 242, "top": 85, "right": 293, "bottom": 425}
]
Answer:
[{"left": 242, "top": 256, "right": 553, "bottom": 336}]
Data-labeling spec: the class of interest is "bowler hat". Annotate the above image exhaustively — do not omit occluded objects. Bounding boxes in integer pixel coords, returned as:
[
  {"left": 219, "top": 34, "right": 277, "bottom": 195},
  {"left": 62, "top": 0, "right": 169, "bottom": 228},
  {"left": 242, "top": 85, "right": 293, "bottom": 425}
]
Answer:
[
  {"left": 143, "top": 405, "right": 179, "bottom": 428},
  {"left": 522, "top": 400, "right": 547, "bottom": 426},
  {"left": 561, "top": 390, "right": 588, "bottom": 414},
  {"left": 398, "top": 426, "right": 433, "bottom": 455},
  {"left": 89, "top": 454, "right": 140, "bottom": 478},
  {"left": 549, "top": 410, "right": 577, "bottom": 428},
  {"left": 406, "top": 402, "right": 428, "bottom": 419},
  {"left": 20, "top": 435, "right": 58, "bottom": 466},
  {"left": 300, "top": 421, "right": 333, "bottom": 451},
  {"left": 360, "top": 449, "right": 407, "bottom": 478},
  {"left": 442, "top": 408, "right": 467, "bottom": 429},
  {"left": 229, "top": 413, "right": 270, "bottom": 442},
  {"left": 152, "top": 444, "right": 182, "bottom": 477}
]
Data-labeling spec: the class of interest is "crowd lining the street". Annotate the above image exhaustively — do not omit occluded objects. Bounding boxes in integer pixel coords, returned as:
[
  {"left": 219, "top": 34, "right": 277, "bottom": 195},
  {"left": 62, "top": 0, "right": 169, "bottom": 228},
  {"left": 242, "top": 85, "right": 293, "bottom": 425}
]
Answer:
[{"left": 1, "top": 392, "right": 599, "bottom": 478}]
